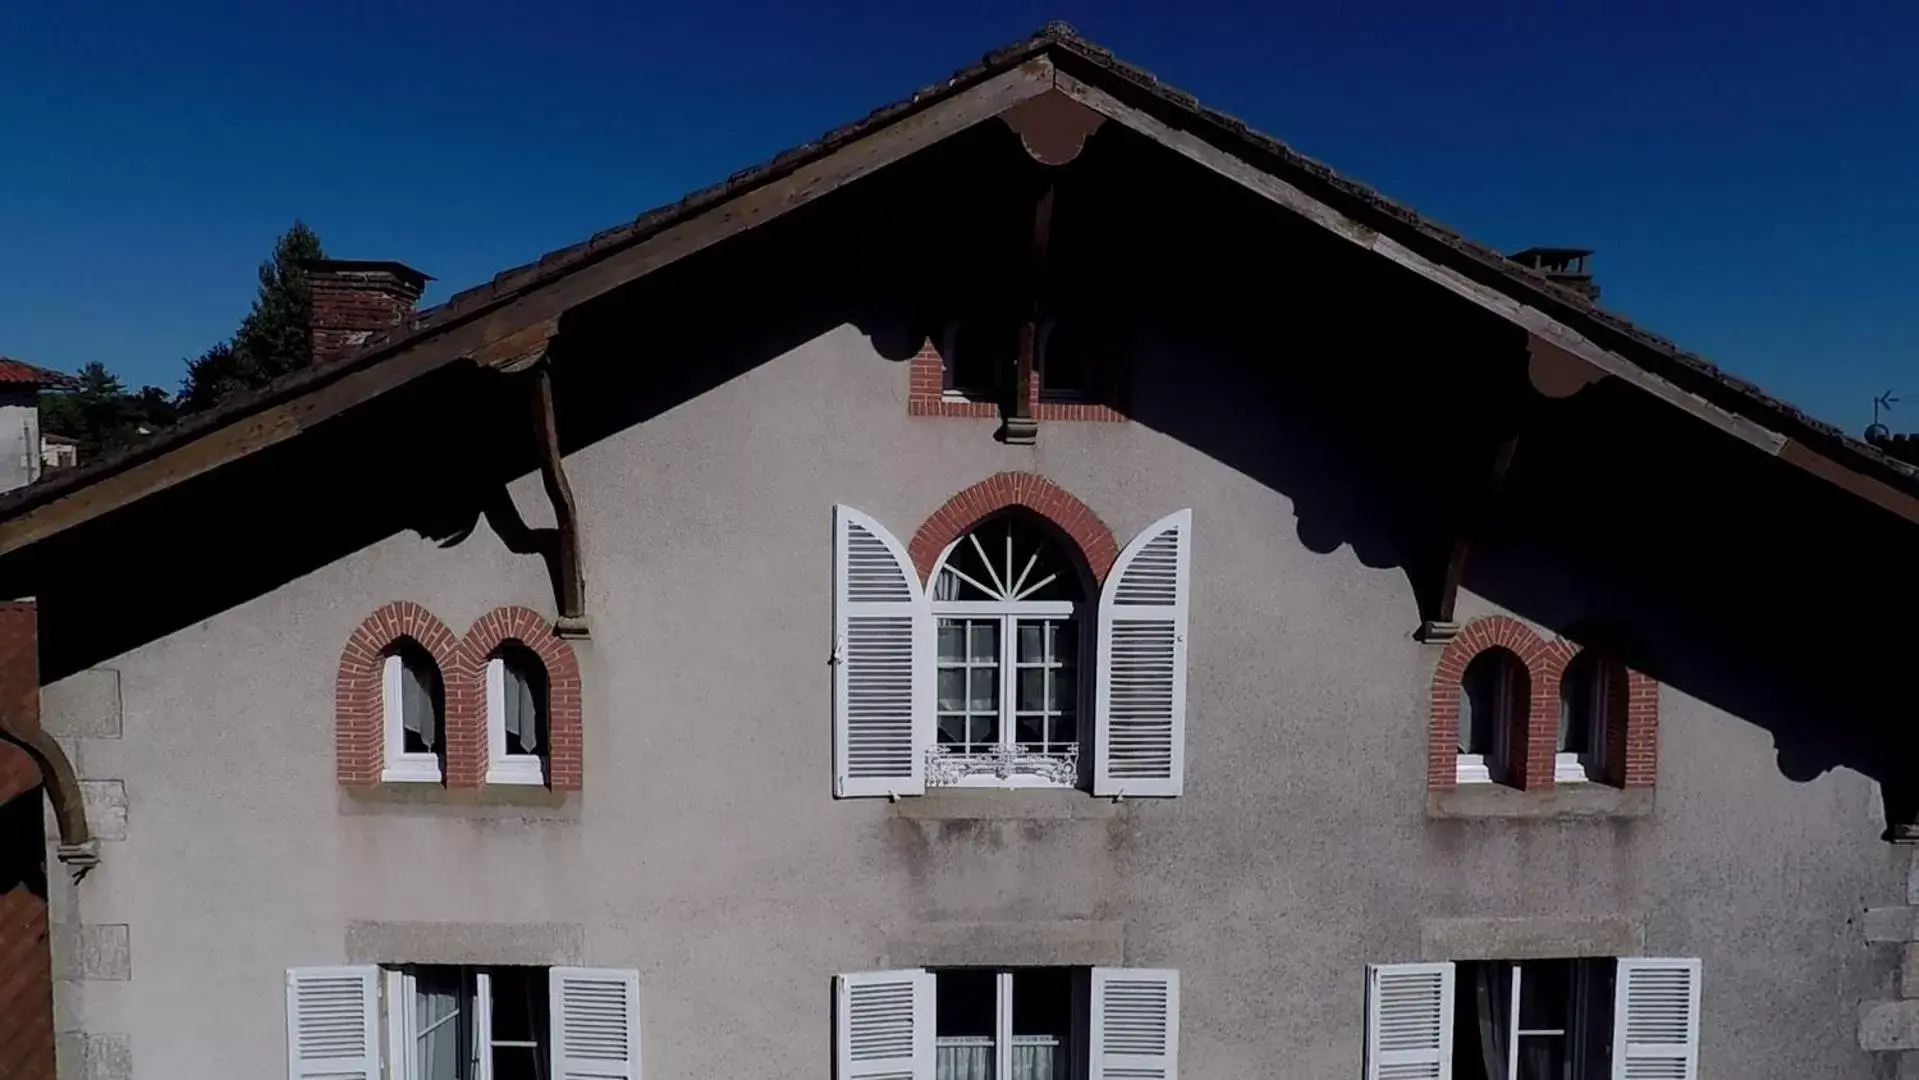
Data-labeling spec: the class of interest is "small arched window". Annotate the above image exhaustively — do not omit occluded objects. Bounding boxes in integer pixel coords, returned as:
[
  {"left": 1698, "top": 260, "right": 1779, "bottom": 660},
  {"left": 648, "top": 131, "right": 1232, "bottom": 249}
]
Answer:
[
  {"left": 486, "top": 644, "right": 549, "bottom": 786},
  {"left": 1558, "top": 651, "right": 1613, "bottom": 783},
  {"left": 1458, "top": 648, "right": 1526, "bottom": 785},
  {"left": 382, "top": 640, "right": 445, "bottom": 783},
  {"left": 928, "top": 512, "right": 1088, "bottom": 787}
]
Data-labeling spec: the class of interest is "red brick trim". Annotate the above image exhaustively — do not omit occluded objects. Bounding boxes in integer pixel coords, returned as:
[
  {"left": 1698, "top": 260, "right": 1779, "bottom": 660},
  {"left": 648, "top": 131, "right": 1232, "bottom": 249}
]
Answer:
[
  {"left": 1429, "top": 616, "right": 1660, "bottom": 793},
  {"left": 335, "top": 602, "right": 462, "bottom": 788},
  {"left": 455, "top": 606, "right": 584, "bottom": 791},
  {"left": 908, "top": 472, "right": 1121, "bottom": 587},
  {"left": 905, "top": 338, "right": 1127, "bottom": 422}
]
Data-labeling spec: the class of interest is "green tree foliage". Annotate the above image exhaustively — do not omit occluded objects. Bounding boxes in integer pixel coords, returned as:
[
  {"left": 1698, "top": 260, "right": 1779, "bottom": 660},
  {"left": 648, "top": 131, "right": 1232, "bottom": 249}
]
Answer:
[
  {"left": 39, "top": 362, "right": 130, "bottom": 454},
  {"left": 179, "top": 221, "right": 326, "bottom": 412}
]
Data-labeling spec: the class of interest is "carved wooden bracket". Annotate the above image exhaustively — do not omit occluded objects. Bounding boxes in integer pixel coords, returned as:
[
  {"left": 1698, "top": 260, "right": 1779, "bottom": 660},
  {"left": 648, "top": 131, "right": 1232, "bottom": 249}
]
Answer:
[
  {"left": 1419, "top": 430, "right": 1522, "bottom": 642},
  {"left": 1000, "top": 89, "right": 1108, "bottom": 166},
  {"left": 529, "top": 359, "right": 589, "bottom": 638},
  {"left": 1527, "top": 333, "right": 1606, "bottom": 399}
]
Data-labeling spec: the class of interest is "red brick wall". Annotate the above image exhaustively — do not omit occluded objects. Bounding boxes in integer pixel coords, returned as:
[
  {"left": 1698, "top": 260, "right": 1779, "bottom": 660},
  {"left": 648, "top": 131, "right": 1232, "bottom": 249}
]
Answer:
[
  {"left": 336, "top": 603, "right": 582, "bottom": 791},
  {"left": 905, "top": 337, "right": 1127, "bottom": 421},
  {"left": 0, "top": 602, "right": 52, "bottom": 1080},
  {"left": 1428, "top": 614, "right": 1659, "bottom": 793},
  {"left": 908, "top": 472, "right": 1121, "bottom": 586}
]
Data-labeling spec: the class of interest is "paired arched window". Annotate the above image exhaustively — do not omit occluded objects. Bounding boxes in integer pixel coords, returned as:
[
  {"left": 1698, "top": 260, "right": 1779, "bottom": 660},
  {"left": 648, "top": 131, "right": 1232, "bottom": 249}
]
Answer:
[
  {"left": 339, "top": 602, "right": 582, "bottom": 790},
  {"left": 1433, "top": 616, "right": 1655, "bottom": 791}
]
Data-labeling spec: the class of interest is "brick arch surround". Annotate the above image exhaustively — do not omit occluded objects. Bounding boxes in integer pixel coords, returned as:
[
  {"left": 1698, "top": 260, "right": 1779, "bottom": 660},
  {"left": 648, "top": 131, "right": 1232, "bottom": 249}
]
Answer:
[
  {"left": 456, "top": 606, "right": 583, "bottom": 791},
  {"left": 1429, "top": 615, "right": 1660, "bottom": 793},
  {"left": 335, "top": 601, "right": 462, "bottom": 787},
  {"left": 907, "top": 472, "right": 1120, "bottom": 586}
]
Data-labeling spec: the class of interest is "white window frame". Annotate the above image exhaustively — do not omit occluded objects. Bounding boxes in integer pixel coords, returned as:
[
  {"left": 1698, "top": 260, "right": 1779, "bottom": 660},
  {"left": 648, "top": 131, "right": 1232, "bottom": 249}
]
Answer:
[
  {"left": 934, "top": 970, "right": 1069, "bottom": 1079},
  {"left": 484, "top": 654, "right": 546, "bottom": 787},
  {"left": 380, "top": 967, "right": 553, "bottom": 1080},
  {"left": 1496, "top": 960, "right": 1602, "bottom": 1079},
  {"left": 928, "top": 532, "right": 1086, "bottom": 790},
  {"left": 382, "top": 652, "right": 443, "bottom": 784},
  {"left": 1455, "top": 652, "right": 1515, "bottom": 786}
]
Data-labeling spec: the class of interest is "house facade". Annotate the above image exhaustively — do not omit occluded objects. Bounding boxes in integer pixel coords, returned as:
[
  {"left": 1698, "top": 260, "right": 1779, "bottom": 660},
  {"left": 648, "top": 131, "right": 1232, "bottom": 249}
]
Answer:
[{"left": 2, "top": 26, "right": 1917, "bottom": 1080}]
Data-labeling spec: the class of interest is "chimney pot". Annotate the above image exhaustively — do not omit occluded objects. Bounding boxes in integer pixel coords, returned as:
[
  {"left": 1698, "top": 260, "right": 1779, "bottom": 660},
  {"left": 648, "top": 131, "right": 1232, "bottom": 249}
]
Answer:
[{"left": 304, "top": 259, "right": 431, "bottom": 365}]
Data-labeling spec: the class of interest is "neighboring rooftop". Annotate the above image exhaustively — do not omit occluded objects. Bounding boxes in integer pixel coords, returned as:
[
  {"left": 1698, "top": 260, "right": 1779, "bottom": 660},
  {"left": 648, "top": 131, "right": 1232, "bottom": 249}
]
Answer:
[{"left": 0, "top": 358, "right": 71, "bottom": 388}]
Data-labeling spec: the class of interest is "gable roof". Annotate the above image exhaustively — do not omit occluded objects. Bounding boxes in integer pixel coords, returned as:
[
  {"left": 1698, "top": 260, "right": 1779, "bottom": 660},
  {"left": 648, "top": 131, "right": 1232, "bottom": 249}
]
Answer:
[{"left": 2, "top": 23, "right": 1915, "bottom": 555}]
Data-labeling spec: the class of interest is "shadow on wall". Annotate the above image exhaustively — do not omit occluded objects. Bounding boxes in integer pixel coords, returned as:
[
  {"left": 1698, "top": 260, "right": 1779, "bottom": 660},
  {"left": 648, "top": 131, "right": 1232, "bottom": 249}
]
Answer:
[{"left": 4, "top": 119, "right": 1914, "bottom": 828}]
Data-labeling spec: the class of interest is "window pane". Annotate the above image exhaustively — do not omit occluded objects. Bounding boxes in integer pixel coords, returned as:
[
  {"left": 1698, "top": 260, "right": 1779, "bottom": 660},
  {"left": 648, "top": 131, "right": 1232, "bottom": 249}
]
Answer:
[
  {"left": 1051, "top": 621, "right": 1077, "bottom": 662},
  {"left": 1017, "top": 714, "right": 1045, "bottom": 745},
  {"left": 489, "top": 967, "right": 547, "bottom": 1045},
  {"left": 499, "top": 649, "right": 546, "bottom": 756},
  {"left": 396, "top": 646, "right": 442, "bottom": 755},
  {"left": 1018, "top": 623, "right": 1044, "bottom": 662},
  {"left": 1013, "top": 970, "right": 1071, "bottom": 1080},
  {"left": 939, "top": 714, "right": 969, "bottom": 746},
  {"left": 936, "top": 970, "right": 997, "bottom": 1038},
  {"left": 1514, "top": 1035, "right": 1566, "bottom": 1080},
  {"left": 1460, "top": 651, "right": 1518, "bottom": 758},
  {"left": 1517, "top": 960, "right": 1571, "bottom": 1029},
  {"left": 493, "top": 1046, "right": 542, "bottom": 1080},
  {"left": 969, "top": 668, "right": 998, "bottom": 713},
  {"left": 1055, "top": 673, "right": 1077, "bottom": 717},
  {"left": 938, "top": 669, "right": 966, "bottom": 713},
  {"left": 939, "top": 622, "right": 966, "bottom": 661},
  {"left": 1017, "top": 668, "right": 1046, "bottom": 712},
  {"left": 1051, "top": 702, "right": 1076, "bottom": 747},
  {"left": 414, "top": 968, "right": 463, "bottom": 1080},
  {"left": 969, "top": 621, "right": 998, "bottom": 661},
  {"left": 1558, "top": 655, "right": 1593, "bottom": 755}
]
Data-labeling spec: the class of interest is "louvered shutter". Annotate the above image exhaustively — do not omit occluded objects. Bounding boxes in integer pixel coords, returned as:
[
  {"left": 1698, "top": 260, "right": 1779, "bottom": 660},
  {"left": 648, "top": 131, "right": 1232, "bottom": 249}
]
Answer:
[
  {"left": 1611, "top": 958, "right": 1701, "bottom": 1080},
  {"left": 835, "top": 969, "right": 933, "bottom": 1080},
  {"left": 285, "top": 966, "right": 378, "bottom": 1080},
  {"left": 1090, "top": 967, "right": 1179, "bottom": 1080},
  {"left": 1094, "top": 509, "right": 1193, "bottom": 796},
  {"left": 834, "top": 505, "right": 930, "bottom": 797},
  {"left": 1364, "top": 962, "right": 1454, "bottom": 1080},
  {"left": 550, "top": 967, "right": 642, "bottom": 1080}
]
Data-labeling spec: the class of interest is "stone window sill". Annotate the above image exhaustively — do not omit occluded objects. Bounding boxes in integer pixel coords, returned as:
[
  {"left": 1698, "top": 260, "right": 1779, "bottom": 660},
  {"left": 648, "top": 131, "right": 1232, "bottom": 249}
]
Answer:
[
  {"left": 892, "top": 788, "right": 1117, "bottom": 822},
  {"left": 339, "top": 783, "right": 579, "bottom": 821},
  {"left": 1427, "top": 782, "right": 1652, "bottom": 820}
]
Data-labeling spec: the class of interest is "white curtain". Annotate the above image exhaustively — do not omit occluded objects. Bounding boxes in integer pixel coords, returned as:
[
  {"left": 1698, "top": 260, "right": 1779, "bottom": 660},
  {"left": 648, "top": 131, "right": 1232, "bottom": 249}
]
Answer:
[
  {"left": 415, "top": 972, "right": 462, "bottom": 1080},
  {"left": 401, "top": 656, "right": 438, "bottom": 751},
  {"left": 504, "top": 662, "right": 539, "bottom": 753},
  {"left": 1011, "top": 1036, "right": 1061, "bottom": 1080},
  {"left": 935, "top": 1036, "right": 1061, "bottom": 1080},
  {"left": 937, "top": 1037, "right": 993, "bottom": 1080}
]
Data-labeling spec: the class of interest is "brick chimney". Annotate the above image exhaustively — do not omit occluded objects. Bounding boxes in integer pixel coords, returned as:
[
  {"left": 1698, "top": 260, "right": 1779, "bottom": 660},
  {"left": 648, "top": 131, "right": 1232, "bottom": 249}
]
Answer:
[
  {"left": 304, "top": 260, "right": 431, "bottom": 364},
  {"left": 1509, "top": 247, "right": 1600, "bottom": 302}
]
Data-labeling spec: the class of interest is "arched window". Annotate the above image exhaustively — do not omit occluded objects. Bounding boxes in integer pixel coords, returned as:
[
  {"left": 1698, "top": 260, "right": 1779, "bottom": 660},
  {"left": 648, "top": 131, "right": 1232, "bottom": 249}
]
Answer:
[
  {"left": 382, "top": 639, "right": 445, "bottom": 783},
  {"left": 1458, "top": 648, "right": 1526, "bottom": 785},
  {"left": 1558, "top": 651, "right": 1613, "bottom": 783},
  {"left": 928, "top": 512, "right": 1088, "bottom": 787},
  {"left": 486, "top": 643, "right": 549, "bottom": 786}
]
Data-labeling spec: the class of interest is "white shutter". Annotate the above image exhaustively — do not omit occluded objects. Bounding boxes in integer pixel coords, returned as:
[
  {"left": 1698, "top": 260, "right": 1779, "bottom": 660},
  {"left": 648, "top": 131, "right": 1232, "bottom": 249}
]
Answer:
[
  {"left": 1094, "top": 509, "right": 1192, "bottom": 796},
  {"left": 835, "top": 969, "right": 933, "bottom": 1080},
  {"left": 1364, "top": 962, "right": 1454, "bottom": 1080},
  {"left": 1090, "top": 967, "right": 1179, "bottom": 1080},
  {"left": 834, "top": 505, "right": 930, "bottom": 797},
  {"left": 285, "top": 966, "right": 378, "bottom": 1080},
  {"left": 550, "top": 967, "right": 642, "bottom": 1080},
  {"left": 1611, "top": 958, "right": 1701, "bottom": 1080}
]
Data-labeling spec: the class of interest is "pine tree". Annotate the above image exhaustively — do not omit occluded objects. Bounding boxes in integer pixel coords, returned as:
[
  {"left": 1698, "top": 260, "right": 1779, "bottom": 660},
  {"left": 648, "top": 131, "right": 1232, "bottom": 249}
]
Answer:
[
  {"left": 179, "top": 222, "right": 326, "bottom": 412},
  {"left": 39, "top": 361, "right": 130, "bottom": 454}
]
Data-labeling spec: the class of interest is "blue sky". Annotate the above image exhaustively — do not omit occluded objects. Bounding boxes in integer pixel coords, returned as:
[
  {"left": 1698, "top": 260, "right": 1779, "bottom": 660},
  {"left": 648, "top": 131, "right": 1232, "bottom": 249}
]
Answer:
[{"left": 2, "top": 1, "right": 1915, "bottom": 431}]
